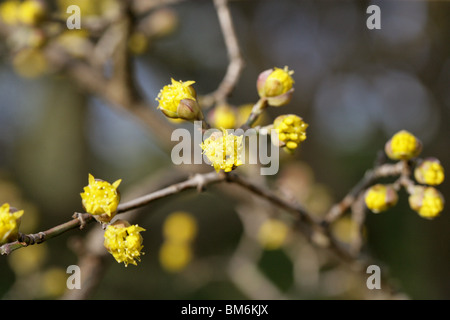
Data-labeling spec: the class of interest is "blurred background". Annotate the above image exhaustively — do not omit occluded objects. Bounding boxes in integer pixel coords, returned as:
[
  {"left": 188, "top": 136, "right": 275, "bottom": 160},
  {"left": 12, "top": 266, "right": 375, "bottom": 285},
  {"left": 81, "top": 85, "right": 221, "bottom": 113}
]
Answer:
[{"left": 0, "top": 0, "right": 449, "bottom": 299}]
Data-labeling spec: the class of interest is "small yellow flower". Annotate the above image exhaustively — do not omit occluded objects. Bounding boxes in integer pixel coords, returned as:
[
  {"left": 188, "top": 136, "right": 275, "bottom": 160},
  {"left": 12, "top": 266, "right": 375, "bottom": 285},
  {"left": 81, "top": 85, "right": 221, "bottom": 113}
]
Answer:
[
  {"left": 163, "top": 211, "right": 197, "bottom": 243},
  {"left": 272, "top": 114, "right": 308, "bottom": 152},
  {"left": 409, "top": 186, "right": 444, "bottom": 219},
  {"left": 156, "top": 78, "right": 203, "bottom": 121},
  {"left": 80, "top": 174, "right": 121, "bottom": 223},
  {"left": 257, "top": 66, "right": 294, "bottom": 106},
  {"left": 414, "top": 158, "right": 445, "bottom": 186},
  {"left": 0, "top": 203, "right": 24, "bottom": 245},
  {"left": 17, "top": 0, "right": 46, "bottom": 26},
  {"left": 207, "top": 104, "right": 237, "bottom": 129},
  {"left": 385, "top": 130, "right": 422, "bottom": 160},
  {"left": 104, "top": 220, "right": 146, "bottom": 267},
  {"left": 0, "top": 0, "right": 20, "bottom": 25},
  {"left": 201, "top": 129, "right": 243, "bottom": 173},
  {"left": 159, "top": 241, "right": 192, "bottom": 273},
  {"left": 364, "top": 184, "right": 398, "bottom": 213},
  {"left": 257, "top": 218, "right": 290, "bottom": 250}
]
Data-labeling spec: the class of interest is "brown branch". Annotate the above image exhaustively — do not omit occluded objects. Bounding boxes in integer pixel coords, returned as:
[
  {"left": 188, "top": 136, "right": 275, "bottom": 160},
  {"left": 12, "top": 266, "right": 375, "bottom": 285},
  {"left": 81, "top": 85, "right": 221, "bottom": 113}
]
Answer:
[
  {"left": 322, "top": 161, "right": 406, "bottom": 225},
  {"left": 201, "top": 0, "right": 244, "bottom": 108},
  {"left": 0, "top": 172, "right": 225, "bottom": 255}
]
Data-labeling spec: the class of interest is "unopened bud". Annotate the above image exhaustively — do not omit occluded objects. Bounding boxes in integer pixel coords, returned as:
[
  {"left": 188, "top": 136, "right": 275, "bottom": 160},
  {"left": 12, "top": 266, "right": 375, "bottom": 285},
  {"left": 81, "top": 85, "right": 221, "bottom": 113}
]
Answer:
[
  {"left": 414, "top": 157, "right": 444, "bottom": 186},
  {"left": 408, "top": 186, "right": 444, "bottom": 219},
  {"left": 385, "top": 130, "right": 422, "bottom": 161},
  {"left": 364, "top": 184, "right": 398, "bottom": 213},
  {"left": 257, "top": 66, "right": 294, "bottom": 107}
]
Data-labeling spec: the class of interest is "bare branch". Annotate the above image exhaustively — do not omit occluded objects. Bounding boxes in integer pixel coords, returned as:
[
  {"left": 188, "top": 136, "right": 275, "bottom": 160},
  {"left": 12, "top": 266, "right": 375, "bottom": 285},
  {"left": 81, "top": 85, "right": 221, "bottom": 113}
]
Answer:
[{"left": 202, "top": 0, "right": 245, "bottom": 108}]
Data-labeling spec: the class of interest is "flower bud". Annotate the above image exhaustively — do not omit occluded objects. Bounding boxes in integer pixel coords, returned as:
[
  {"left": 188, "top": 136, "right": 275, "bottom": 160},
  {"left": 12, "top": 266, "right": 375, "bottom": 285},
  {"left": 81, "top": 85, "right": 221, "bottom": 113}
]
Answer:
[
  {"left": 364, "top": 184, "right": 398, "bottom": 213},
  {"left": 414, "top": 157, "right": 444, "bottom": 186},
  {"left": 0, "top": 203, "right": 24, "bottom": 244},
  {"left": 385, "top": 130, "right": 422, "bottom": 161},
  {"left": 156, "top": 78, "right": 204, "bottom": 121},
  {"left": 80, "top": 174, "right": 122, "bottom": 223},
  {"left": 408, "top": 186, "right": 444, "bottom": 219},
  {"left": 272, "top": 114, "right": 308, "bottom": 152},
  {"left": 257, "top": 66, "right": 294, "bottom": 107}
]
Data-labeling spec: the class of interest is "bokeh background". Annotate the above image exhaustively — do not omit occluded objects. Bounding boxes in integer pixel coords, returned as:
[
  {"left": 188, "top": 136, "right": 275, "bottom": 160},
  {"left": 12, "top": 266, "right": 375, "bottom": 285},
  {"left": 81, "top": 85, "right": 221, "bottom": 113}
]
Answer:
[{"left": 0, "top": 0, "right": 449, "bottom": 299}]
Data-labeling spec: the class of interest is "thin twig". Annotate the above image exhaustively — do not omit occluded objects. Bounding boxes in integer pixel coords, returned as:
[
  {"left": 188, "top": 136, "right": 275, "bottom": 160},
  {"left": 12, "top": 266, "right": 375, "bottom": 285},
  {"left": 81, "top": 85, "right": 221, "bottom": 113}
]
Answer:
[
  {"left": 202, "top": 0, "right": 244, "bottom": 108},
  {"left": 322, "top": 161, "right": 406, "bottom": 225},
  {"left": 0, "top": 172, "right": 225, "bottom": 255}
]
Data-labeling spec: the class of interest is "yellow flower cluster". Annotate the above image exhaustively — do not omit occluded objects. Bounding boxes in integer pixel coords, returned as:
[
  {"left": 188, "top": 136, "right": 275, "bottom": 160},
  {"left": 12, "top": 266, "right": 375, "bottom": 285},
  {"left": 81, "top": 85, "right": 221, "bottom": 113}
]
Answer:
[
  {"left": 365, "top": 131, "right": 445, "bottom": 219},
  {"left": 0, "top": 203, "right": 24, "bottom": 245},
  {"left": 414, "top": 158, "right": 445, "bottom": 186},
  {"left": 273, "top": 114, "right": 308, "bottom": 152},
  {"left": 159, "top": 212, "right": 197, "bottom": 273},
  {"left": 103, "top": 220, "right": 146, "bottom": 267},
  {"left": 385, "top": 130, "right": 422, "bottom": 161},
  {"left": 80, "top": 174, "right": 122, "bottom": 223},
  {"left": 201, "top": 129, "right": 243, "bottom": 173},
  {"left": 409, "top": 186, "right": 444, "bottom": 219},
  {"left": 364, "top": 184, "right": 398, "bottom": 214}
]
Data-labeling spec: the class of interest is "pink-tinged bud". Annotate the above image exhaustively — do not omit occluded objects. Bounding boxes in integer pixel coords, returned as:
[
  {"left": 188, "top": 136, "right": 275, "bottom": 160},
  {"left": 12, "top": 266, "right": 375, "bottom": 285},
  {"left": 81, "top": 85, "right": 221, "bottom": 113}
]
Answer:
[
  {"left": 257, "top": 66, "right": 295, "bottom": 107},
  {"left": 177, "top": 98, "right": 203, "bottom": 121},
  {"left": 408, "top": 186, "right": 444, "bottom": 219},
  {"left": 364, "top": 184, "right": 399, "bottom": 213},
  {"left": 414, "top": 157, "right": 445, "bottom": 186},
  {"left": 384, "top": 130, "right": 422, "bottom": 161}
]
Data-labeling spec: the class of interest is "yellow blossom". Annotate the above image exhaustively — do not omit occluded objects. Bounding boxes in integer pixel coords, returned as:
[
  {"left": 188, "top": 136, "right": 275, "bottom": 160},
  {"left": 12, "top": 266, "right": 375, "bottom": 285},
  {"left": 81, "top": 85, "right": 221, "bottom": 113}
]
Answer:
[
  {"left": 364, "top": 184, "right": 398, "bottom": 213},
  {"left": 385, "top": 130, "right": 422, "bottom": 160},
  {"left": 0, "top": 203, "right": 24, "bottom": 244},
  {"left": 156, "top": 78, "right": 203, "bottom": 121},
  {"left": 272, "top": 114, "right": 308, "bottom": 152},
  {"left": 409, "top": 186, "right": 444, "bottom": 219},
  {"left": 163, "top": 211, "right": 197, "bottom": 243},
  {"left": 80, "top": 174, "right": 121, "bottom": 223},
  {"left": 414, "top": 158, "right": 445, "bottom": 186},
  {"left": 104, "top": 220, "right": 146, "bottom": 267},
  {"left": 200, "top": 129, "right": 243, "bottom": 173}
]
